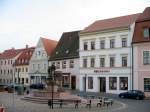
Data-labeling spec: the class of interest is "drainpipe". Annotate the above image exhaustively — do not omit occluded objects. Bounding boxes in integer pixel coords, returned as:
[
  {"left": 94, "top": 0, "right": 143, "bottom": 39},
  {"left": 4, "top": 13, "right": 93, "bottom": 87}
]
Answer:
[{"left": 131, "top": 44, "right": 134, "bottom": 90}]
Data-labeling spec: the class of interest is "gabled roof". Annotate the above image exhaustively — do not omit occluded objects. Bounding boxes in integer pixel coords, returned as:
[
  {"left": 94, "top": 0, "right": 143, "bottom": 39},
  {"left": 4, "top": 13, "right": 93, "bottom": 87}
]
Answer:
[
  {"left": 15, "top": 47, "right": 35, "bottom": 66},
  {"left": 49, "top": 31, "right": 79, "bottom": 61},
  {"left": 41, "top": 37, "right": 58, "bottom": 56},
  {"left": 0, "top": 48, "right": 23, "bottom": 59},
  {"left": 132, "top": 7, "right": 150, "bottom": 44},
  {"left": 81, "top": 13, "right": 140, "bottom": 34}
]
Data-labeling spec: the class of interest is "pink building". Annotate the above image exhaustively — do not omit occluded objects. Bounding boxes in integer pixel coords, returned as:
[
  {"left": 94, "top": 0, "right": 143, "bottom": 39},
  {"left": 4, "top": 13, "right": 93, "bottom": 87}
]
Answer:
[{"left": 132, "top": 7, "right": 150, "bottom": 97}]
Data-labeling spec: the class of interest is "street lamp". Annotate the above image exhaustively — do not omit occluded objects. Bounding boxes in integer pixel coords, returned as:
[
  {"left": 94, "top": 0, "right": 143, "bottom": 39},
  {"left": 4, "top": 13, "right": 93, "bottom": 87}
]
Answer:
[{"left": 48, "top": 64, "right": 56, "bottom": 109}]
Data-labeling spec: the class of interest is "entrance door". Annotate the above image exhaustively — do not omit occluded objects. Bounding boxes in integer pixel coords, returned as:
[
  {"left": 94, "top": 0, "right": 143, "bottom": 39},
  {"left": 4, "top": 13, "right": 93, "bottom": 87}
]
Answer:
[
  {"left": 71, "top": 76, "right": 76, "bottom": 89},
  {"left": 83, "top": 77, "right": 86, "bottom": 91},
  {"left": 99, "top": 77, "right": 106, "bottom": 92}
]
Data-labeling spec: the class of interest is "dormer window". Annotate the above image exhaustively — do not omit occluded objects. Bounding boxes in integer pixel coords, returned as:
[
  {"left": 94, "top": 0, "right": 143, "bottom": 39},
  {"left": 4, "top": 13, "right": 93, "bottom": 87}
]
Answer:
[{"left": 143, "top": 28, "right": 150, "bottom": 38}]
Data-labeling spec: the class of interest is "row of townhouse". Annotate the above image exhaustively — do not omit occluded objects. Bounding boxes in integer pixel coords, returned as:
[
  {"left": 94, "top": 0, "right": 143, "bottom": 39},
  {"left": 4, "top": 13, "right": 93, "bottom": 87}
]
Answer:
[
  {"left": 0, "top": 38, "right": 58, "bottom": 86},
  {"left": 48, "top": 7, "right": 150, "bottom": 96},
  {"left": 0, "top": 7, "right": 149, "bottom": 97}
]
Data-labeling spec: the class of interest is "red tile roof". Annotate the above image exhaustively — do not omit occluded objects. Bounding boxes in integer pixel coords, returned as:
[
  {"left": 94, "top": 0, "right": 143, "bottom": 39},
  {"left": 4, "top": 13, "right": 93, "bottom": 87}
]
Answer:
[
  {"left": 132, "top": 7, "right": 150, "bottom": 44},
  {"left": 0, "top": 48, "right": 22, "bottom": 59},
  {"left": 15, "top": 47, "right": 35, "bottom": 66},
  {"left": 136, "top": 7, "right": 150, "bottom": 22},
  {"left": 81, "top": 13, "right": 140, "bottom": 34},
  {"left": 41, "top": 37, "right": 58, "bottom": 56}
]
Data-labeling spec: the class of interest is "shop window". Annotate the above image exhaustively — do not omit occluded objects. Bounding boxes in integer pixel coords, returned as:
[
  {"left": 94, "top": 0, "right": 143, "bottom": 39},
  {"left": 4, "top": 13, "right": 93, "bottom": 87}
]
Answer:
[
  {"left": 143, "top": 51, "right": 150, "bottom": 65},
  {"left": 109, "top": 77, "right": 117, "bottom": 90},
  {"left": 120, "top": 77, "right": 128, "bottom": 90},
  {"left": 88, "top": 77, "right": 93, "bottom": 89},
  {"left": 84, "top": 42, "right": 88, "bottom": 50},
  {"left": 144, "top": 78, "right": 150, "bottom": 92}
]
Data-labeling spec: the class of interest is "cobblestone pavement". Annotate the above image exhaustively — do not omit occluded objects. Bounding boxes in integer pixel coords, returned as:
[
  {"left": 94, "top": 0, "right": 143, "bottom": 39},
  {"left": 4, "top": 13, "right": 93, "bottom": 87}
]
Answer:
[
  {"left": 72, "top": 91, "right": 150, "bottom": 112},
  {"left": 0, "top": 92, "right": 122, "bottom": 112}
]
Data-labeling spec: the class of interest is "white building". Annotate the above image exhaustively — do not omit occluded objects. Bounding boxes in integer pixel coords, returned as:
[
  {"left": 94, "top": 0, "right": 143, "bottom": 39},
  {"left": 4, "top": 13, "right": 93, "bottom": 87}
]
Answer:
[
  {"left": 79, "top": 14, "right": 139, "bottom": 94},
  {"left": 0, "top": 48, "right": 22, "bottom": 84},
  {"left": 49, "top": 31, "right": 80, "bottom": 90},
  {"left": 28, "top": 37, "right": 57, "bottom": 84}
]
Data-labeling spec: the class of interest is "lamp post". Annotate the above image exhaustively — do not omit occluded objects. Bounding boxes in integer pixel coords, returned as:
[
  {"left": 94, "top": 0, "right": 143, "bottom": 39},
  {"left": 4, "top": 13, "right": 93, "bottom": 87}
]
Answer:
[{"left": 48, "top": 64, "right": 56, "bottom": 109}]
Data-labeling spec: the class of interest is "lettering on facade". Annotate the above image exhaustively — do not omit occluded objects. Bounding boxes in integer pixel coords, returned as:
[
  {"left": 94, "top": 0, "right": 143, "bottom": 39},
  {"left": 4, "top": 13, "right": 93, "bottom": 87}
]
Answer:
[{"left": 94, "top": 69, "right": 110, "bottom": 73}]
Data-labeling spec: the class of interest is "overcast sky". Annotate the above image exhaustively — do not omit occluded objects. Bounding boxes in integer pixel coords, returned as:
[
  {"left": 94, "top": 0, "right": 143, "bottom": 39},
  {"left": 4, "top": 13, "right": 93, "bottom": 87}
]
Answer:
[{"left": 0, "top": 0, "right": 150, "bottom": 52}]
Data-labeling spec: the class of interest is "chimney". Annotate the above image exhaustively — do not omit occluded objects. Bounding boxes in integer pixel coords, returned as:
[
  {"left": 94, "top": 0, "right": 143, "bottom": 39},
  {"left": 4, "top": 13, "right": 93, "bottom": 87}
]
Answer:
[{"left": 26, "top": 45, "right": 29, "bottom": 48}]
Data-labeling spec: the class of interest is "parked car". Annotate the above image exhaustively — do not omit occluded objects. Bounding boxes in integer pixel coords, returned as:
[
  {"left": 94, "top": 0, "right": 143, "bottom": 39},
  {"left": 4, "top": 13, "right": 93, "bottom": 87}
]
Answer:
[
  {"left": 30, "top": 83, "right": 45, "bottom": 89},
  {"left": 119, "top": 90, "right": 145, "bottom": 100}
]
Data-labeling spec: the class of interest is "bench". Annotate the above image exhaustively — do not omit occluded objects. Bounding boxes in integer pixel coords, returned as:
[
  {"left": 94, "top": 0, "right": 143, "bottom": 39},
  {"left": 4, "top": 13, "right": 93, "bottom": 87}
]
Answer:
[
  {"left": 48, "top": 99, "right": 81, "bottom": 109},
  {"left": 86, "top": 100, "right": 91, "bottom": 108},
  {"left": 103, "top": 99, "right": 113, "bottom": 107}
]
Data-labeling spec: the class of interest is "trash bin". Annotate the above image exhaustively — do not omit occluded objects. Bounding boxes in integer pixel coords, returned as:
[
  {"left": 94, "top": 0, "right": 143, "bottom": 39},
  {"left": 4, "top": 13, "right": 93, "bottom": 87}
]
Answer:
[{"left": 17, "top": 86, "right": 24, "bottom": 95}]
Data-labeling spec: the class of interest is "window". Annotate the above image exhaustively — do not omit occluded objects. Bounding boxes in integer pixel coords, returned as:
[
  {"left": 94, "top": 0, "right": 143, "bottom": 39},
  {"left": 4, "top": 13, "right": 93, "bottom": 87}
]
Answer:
[
  {"left": 109, "top": 77, "right": 117, "bottom": 90},
  {"left": 144, "top": 78, "right": 150, "bottom": 92},
  {"left": 22, "top": 78, "right": 24, "bottom": 84},
  {"left": 100, "top": 58, "right": 105, "bottom": 67},
  {"left": 90, "top": 58, "right": 95, "bottom": 67},
  {"left": 51, "top": 62, "right": 55, "bottom": 66},
  {"left": 120, "top": 77, "right": 128, "bottom": 90},
  {"left": 122, "top": 56, "right": 127, "bottom": 67},
  {"left": 56, "top": 62, "right": 60, "bottom": 69},
  {"left": 143, "top": 51, "right": 150, "bottom": 65},
  {"left": 143, "top": 28, "right": 150, "bottom": 38},
  {"left": 88, "top": 77, "right": 93, "bottom": 89},
  {"left": 44, "top": 64, "right": 47, "bottom": 70},
  {"left": 110, "top": 39, "right": 115, "bottom": 48},
  {"left": 38, "top": 64, "right": 40, "bottom": 69},
  {"left": 110, "top": 57, "right": 115, "bottom": 67},
  {"left": 7, "top": 70, "right": 9, "bottom": 74},
  {"left": 26, "top": 68, "right": 28, "bottom": 72},
  {"left": 122, "top": 38, "right": 127, "bottom": 47},
  {"left": 83, "top": 42, "right": 88, "bottom": 50},
  {"left": 8, "top": 60, "right": 10, "bottom": 65},
  {"left": 38, "top": 51, "right": 41, "bottom": 56},
  {"left": 1, "top": 61, "right": 3, "bottom": 65},
  {"left": 33, "top": 64, "right": 35, "bottom": 69},
  {"left": 100, "top": 40, "right": 105, "bottom": 49},
  {"left": 83, "top": 59, "right": 87, "bottom": 68},
  {"left": 26, "top": 78, "right": 28, "bottom": 83},
  {"left": 69, "top": 60, "right": 74, "bottom": 68},
  {"left": 62, "top": 61, "right": 66, "bottom": 69},
  {"left": 22, "top": 68, "right": 24, "bottom": 72},
  {"left": 91, "top": 41, "right": 95, "bottom": 50}
]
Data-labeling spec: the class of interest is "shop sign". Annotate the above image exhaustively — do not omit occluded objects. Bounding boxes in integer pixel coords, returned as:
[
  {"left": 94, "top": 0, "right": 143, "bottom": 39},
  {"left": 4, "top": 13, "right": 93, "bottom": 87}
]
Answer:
[{"left": 94, "top": 69, "right": 110, "bottom": 73}]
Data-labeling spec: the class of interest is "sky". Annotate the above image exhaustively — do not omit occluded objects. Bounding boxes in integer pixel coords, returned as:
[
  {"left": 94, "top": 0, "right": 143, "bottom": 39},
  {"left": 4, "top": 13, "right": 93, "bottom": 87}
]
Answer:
[{"left": 0, "top": 0, "right": 150, "bottom": 52}]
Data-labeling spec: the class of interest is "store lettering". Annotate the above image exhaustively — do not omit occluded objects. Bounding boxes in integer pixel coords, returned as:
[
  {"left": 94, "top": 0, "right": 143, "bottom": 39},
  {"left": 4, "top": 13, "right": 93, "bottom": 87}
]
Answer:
[{"left": 94, "top": 69, "right": 110, "bottom": 73}]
